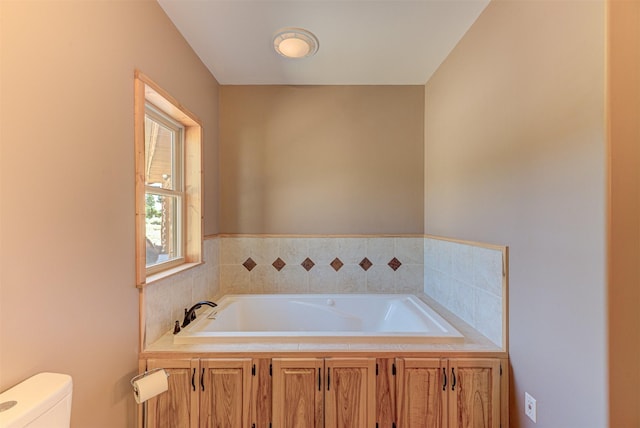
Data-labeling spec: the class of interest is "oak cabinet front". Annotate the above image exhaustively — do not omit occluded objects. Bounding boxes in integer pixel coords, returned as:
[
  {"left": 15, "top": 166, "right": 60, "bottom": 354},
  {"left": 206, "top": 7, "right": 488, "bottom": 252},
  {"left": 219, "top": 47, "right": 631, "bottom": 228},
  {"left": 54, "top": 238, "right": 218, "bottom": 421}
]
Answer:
[
  {"left": 272, "top": 358, "right": 324, "bottom": 428},
  {"left": 145, "top": 359, "right": 199, "bottom": 428},
  {"left": 272, "top": 358, "right": 377, "bottom": 428},
  {"left": 199, "top": 358, "right": 253, "bottom": 428},
  {"left": 395, "top": 358, "right": 503, "bottom": 428},
  {"left": 144, "top": 358, "right": 254, "bottom": 428},
  {"left": 142, "top": 356, "right": 506, "bottom": 428}
]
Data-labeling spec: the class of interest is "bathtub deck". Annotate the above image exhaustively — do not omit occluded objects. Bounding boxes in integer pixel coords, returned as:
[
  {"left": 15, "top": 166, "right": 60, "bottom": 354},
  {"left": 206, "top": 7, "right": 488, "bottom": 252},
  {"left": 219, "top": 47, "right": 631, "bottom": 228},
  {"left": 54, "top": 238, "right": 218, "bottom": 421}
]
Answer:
[{"left": 143, "top": 294, "right": 506, "bottom": 358}]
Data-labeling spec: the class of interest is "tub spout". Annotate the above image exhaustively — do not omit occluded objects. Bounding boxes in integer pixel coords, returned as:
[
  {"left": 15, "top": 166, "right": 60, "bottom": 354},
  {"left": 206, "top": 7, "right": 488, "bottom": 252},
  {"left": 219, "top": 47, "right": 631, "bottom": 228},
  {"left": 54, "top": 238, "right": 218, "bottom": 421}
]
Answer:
[{"left": 182, "top": 301, "right": 217, "bottom": 328}]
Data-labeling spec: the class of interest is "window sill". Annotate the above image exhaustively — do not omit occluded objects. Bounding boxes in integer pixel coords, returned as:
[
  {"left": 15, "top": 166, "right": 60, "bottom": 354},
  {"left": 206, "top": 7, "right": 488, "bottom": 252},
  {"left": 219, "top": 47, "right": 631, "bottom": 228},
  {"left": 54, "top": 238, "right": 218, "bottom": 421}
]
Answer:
[{"left": 139, "top": 261, "right": 203, "bottom": 288}]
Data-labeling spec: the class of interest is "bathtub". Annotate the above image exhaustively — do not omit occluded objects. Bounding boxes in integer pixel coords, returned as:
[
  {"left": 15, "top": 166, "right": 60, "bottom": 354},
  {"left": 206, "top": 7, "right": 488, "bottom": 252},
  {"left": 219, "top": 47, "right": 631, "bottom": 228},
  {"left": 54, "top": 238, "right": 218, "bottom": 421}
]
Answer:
[{"left": 173, "top": 294, "right": 464, "bottom": 344}]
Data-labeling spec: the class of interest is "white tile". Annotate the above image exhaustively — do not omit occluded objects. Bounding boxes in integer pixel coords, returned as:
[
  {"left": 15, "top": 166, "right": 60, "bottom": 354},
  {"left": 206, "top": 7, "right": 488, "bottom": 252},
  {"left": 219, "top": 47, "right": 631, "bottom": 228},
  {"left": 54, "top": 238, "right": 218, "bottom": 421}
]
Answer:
[
  {"left": 192, "top": 271, "right": 211, "bottom": 302},
  {"left": 394, "top": 263, "right": 423, "bottom": 293},
  {"left": 451, "top": 242, "right": 474, "bottom": 286},
  {"left": 336, "top": 237, "right": 366, "bottom": 264},
  {"left": 336, "top": 264, "right": 366, "bottom": 293},
  {"left": 220, "top": 264, "right": 251, "bottom": 294},
  {"left": 250, "top": 264, "right": 278, "bottom": 293},
  {"left": 220, "top": 237, "right": 254, "bottom": 264},
  {"left": 279, "top": 237, "right": 308, "bottom": 265},
  {"left": 277, "top": 264, "right": 308, "bottom": 293},
  {"left": 425, "top": 238, "right": 453, "bottom": 273},
  {"left": 298, "top": 343, "right": 351, "bottom": 351},
  {"left": 250, "top": 237, "right": 280, "bottom": 265},
  {"left": 447, "top": 279, "right": 475, "bottom": 327},
  {"left": 308, "top": 238, "right": 338, "bottom": 266},
  {"left": 424, "top": 238, "right": 437, "bottom": 269},
  {"left": 169, "top": 276, "right": 195, "bottom": 322},
  {"left": 204, "top": 238, "right": 220, "bottom": 265},
  {"left": 423, "top": 266, "right": 438, "bottom": 297},
  {"left": 474, "top": 288, "right": 503, "bottom": 347},
  {"left": 395, "top": 237, "right": 424, "bottom": 265},
  {"left": 366, "top": 264, "right": 395, "bottom": 293},
  {"left": 309, "top": 265, "right": 338, "bottom": 293},
  {"left": 366, "top": 237, "right": 395, "bottom": 265},
  {"left": 208, "top": 265, "right": 220, "bottom": 297},
  {"left": 473, "top": 246, "right": 503, "bottom": 297}
]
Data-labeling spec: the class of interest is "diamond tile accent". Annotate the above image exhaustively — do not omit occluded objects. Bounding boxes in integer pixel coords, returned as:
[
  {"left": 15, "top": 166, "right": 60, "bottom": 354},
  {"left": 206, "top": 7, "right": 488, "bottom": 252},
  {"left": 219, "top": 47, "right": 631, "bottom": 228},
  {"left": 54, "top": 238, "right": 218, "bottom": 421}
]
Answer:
[
  {"left": 330, "top": 257, "right": 344, "bottom": 272},
  {"left": 359, "top": 257, "right": 373, "bottom": 271},
  {"left": 272, "top": 257, "right": 286, "bottom": 271},
  {"left": 301, "top": 257, "right": 315, "bottom": 271},
  {"left": 242, "top": 257, "right": 257, "bottom": 272},
  {"left": 388, "top": 257, "right": 402, "bottom": 271}
]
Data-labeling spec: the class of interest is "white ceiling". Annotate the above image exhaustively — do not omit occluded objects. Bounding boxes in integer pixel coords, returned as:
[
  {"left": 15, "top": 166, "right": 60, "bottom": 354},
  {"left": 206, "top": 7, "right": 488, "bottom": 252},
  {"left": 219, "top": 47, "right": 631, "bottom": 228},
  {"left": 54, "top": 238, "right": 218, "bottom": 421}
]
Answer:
[{"left": 157, "top": 0, "right": 490, "bottom": 85}]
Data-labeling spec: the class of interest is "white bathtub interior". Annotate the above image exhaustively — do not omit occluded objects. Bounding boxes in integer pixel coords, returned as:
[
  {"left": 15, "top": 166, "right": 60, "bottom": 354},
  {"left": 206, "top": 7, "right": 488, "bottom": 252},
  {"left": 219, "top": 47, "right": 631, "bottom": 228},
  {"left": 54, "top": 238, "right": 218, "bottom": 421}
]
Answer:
[{"left": 173, "top": 294, "right": 464, "bottom": 344}]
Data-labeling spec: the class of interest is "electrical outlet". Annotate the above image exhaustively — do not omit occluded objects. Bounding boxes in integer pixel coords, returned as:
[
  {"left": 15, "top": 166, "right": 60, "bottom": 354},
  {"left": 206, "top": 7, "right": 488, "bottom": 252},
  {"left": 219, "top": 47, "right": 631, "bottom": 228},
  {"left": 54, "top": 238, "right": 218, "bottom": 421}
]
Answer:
[{"left": 525, "top": 392, "right": 537, "bottom": 423}]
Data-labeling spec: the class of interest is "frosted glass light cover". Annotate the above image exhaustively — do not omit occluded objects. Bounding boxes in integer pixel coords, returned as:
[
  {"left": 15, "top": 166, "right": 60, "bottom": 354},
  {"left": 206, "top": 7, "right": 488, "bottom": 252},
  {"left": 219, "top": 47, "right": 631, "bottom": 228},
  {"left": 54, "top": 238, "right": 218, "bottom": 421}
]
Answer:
[{"left": 273, "top": 28, "right": 319, "bottom": 58}]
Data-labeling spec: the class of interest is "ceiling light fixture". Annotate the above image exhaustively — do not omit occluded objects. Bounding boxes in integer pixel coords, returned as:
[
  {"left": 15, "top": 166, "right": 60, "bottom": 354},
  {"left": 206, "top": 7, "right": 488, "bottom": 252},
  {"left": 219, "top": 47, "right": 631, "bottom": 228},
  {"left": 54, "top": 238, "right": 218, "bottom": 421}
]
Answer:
[{"left": 273, "top": 27, "right": 319, "bottom": 59}]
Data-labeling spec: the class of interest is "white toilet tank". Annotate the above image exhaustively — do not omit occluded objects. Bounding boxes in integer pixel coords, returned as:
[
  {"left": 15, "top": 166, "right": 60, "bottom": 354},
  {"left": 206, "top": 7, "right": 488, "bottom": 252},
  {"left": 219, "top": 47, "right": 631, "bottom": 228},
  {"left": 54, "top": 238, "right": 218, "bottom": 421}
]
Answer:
[{"left": 0, "top": 372, "right": 72, "bottom": 428}]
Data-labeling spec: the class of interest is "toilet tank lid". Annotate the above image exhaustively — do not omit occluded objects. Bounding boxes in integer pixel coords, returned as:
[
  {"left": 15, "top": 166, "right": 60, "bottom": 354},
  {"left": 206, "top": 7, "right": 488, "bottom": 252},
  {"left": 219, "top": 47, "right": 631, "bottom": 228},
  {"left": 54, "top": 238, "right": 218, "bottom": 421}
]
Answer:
[{"left": 0, "top": 372, "right": 72, "bottom": 426}]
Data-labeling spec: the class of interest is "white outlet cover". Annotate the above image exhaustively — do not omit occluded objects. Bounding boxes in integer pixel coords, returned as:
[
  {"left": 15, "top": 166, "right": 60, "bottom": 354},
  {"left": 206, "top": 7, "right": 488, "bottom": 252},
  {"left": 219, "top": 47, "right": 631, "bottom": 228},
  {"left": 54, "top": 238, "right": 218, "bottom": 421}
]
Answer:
[{"left": 525, "top": 392, "right": 537, "bottom": 423}]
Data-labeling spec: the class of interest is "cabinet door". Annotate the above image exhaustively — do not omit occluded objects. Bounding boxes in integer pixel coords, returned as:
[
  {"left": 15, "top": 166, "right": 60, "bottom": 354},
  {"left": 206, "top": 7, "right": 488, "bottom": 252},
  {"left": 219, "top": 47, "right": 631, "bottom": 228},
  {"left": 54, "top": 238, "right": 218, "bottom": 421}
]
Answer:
[
  {"left": 146, "top": 359, "right": 199, "bottom": 428},
  {"left": 396, "top": 358, "right": 447, "bottom": 428},
  {"left": 272, "top": 358, "right": 324, "bottom": 428},
  {"left": 199, "top": 358, "right": 252, "bottom": 428},
  {"left": 448, "top": 359, "right": 500, "bottom": 428},
  {"left": 324, "top": 358, "right": 376, "bottom": 428}
]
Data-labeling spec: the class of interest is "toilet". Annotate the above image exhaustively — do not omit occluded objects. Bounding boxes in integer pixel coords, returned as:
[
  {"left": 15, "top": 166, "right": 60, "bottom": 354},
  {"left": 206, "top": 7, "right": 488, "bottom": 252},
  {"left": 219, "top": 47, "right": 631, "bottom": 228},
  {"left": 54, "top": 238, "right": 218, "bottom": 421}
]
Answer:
[{"left": 0, "top": 372, "right": 72, "bottom": 428}]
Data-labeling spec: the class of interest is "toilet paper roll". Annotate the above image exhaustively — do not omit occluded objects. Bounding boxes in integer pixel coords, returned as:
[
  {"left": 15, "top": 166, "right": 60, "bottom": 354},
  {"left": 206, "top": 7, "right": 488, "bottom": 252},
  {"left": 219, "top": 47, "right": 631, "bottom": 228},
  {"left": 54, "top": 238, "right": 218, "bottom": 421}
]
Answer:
[{"left": 133, "top": 370, "right": 168, "bottom": 404}]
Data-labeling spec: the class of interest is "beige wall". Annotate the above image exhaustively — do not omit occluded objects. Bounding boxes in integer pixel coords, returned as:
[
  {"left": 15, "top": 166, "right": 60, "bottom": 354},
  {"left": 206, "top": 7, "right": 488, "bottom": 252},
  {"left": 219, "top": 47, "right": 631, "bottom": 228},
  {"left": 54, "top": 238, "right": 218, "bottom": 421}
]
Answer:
[
  {"left": 220, "top": 85, "right": 424, "bottom": 234},
  {"left": 607, "top": 0, "right": 640, "bottom": 425},
  {"left": 0, "top": 1, "right": 219, "bottom": 426},
  {"left": 424, "top": 1, "right": 606, "bottom": 427}
]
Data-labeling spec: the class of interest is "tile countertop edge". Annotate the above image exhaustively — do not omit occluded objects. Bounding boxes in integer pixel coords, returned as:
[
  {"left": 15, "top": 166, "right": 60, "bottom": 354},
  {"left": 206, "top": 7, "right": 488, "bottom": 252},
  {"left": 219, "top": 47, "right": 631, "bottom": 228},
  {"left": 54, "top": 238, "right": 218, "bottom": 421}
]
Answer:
[{"left": 141, "top": 292, "right": 506, "bottom": 357}]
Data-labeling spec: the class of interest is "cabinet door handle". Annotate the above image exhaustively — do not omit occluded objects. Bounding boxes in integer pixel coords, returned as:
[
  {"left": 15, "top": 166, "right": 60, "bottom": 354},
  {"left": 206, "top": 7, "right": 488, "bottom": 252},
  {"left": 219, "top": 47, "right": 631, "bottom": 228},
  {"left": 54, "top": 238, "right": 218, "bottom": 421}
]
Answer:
[
  {"left": 201, "top": 368, "right": 205, "bottom": 391},
  {"left": 191, "top": 368, "right": 196, "bottom": 391},
  {"left": 451, "top": 368, "right": 456, "bottom": 391},
  {"left": 442, "top": 368, "right": 447, "bottom": 391},
  {"left": 318, "top": 368, "right": 321, "bottom": 391},
  {"left": 327, "top": 367, "right": 331, "bottom": 391}
]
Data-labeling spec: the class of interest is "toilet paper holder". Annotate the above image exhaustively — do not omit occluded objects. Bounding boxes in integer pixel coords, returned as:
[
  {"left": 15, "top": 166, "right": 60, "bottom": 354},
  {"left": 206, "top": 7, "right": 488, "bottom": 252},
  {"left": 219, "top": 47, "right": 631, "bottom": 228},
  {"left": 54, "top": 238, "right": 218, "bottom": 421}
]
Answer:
[{"left": 130, "top": 368, "right": 169, "bottom": 395}]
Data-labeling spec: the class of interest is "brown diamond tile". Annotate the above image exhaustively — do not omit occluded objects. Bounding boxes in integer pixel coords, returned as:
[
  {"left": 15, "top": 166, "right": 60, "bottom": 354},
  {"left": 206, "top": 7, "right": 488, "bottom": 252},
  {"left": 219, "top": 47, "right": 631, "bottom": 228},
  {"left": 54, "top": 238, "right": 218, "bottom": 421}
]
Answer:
[
  {"left": 242, "top": 257, "right": 257, "bottom": 272},
  {"left": 330, "top": 257, "right": 344, "bottom": 272},
  {"left": 301, "top": 257, "right": 315, "bottom": 271},
  {"left": 272, "top": 257, "right": 286, "bottom": 271},
  {"left": 388, "top": 257, "right": 402, "bottom": 271},
  {"left": 359, "top": 257, "right": 373, "bottom": 271}
]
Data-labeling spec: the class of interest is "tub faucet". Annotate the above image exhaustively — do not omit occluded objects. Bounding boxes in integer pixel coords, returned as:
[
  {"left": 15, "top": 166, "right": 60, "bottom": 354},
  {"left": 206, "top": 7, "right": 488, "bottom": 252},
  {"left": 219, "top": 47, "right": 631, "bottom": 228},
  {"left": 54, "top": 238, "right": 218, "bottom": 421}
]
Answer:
[{"left": 182, "top": 301, "right": 217, "bottom": 328}]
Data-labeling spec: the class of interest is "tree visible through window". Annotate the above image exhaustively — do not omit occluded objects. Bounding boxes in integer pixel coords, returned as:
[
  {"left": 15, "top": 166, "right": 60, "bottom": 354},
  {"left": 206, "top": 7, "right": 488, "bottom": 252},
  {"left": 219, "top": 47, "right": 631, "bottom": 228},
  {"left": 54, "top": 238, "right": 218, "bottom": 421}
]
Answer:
[
  {"left": 134, "top": 71, "right": 203, "bottom": 286},
  {"left": 144, "top": 106, "right": 184, "bottom": 269}
]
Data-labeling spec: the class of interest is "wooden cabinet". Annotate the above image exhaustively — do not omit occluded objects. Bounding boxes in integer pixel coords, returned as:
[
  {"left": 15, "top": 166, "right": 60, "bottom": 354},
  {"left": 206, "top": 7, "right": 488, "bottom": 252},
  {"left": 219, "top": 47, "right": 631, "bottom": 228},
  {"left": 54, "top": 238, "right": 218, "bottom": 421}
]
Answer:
[
  {"left": 146, "top": 359, "right": 199, "bottom": 428},
  {"left": 325, "top": 358, "right": 376, "bottom": 428},
  {"left": 142, "top": 356, "right": 506, "bottom": 428},
  {"left": 396, "top": 358, "right": 503, "bottom": 428},
  {"left": 396, "top": 358, "right": 447, "bottom": 428},
  {"left": 272, "top": 358, "right": 376, "bottom": 428},
  {"left": 144, "top": 358, "right": 257, "bottom": 428},
  {"left": 448, "top": 359, "right": 501, "bottom": 428},
  {"left": 199, "top": 358, "right": 252, "bottom": 428}
]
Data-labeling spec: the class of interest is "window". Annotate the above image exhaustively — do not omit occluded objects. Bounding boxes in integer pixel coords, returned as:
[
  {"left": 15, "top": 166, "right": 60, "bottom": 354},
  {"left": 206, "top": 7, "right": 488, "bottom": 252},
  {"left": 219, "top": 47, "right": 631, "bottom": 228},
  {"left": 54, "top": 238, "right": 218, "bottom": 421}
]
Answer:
[
  {"left": 144, "top": 106, "right": 184, "bottom": 271},
  {"left": 134, "top": 71, "right": 202, "bottom": 286}
]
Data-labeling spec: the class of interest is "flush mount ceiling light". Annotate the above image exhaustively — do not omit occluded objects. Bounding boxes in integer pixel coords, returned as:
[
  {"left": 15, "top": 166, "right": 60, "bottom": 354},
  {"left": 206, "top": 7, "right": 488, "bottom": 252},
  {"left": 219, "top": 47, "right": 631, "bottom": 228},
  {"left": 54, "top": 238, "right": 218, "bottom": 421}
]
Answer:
[{"left": 273, "top": 27, "right": 319, "bottom": 59}]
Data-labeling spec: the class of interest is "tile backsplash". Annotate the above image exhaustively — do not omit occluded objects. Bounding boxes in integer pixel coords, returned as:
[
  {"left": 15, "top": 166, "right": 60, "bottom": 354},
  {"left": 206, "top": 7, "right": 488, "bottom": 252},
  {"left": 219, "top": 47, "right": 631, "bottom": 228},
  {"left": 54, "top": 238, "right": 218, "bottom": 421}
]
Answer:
[
  {"left": 143, "top": 235, "right": 506, "bottom": 349},
  {"left": 219, "top": 236, "right": 424, "bottom": 295},
  {"left": 144, "top": 237, "right": 220, "bottom": 346},
  {"left": 423, "top": 236, "right": 505, "bottom": 348}
]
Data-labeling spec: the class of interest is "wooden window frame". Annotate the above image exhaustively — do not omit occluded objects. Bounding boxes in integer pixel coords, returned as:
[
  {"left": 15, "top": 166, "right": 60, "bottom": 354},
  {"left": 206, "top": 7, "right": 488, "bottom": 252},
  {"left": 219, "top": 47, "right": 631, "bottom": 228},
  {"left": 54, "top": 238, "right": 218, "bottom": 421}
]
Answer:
[{"left": 134, "top": 71, "right": 203, "bottom": 287}]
